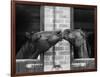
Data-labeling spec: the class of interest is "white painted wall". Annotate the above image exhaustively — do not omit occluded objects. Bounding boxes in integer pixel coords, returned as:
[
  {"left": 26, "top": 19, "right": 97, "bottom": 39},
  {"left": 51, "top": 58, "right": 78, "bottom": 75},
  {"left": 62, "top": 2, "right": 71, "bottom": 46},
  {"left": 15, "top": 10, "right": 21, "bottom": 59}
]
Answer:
[{"left": 0, "top": 0, "right": 100, "bottom": 77}]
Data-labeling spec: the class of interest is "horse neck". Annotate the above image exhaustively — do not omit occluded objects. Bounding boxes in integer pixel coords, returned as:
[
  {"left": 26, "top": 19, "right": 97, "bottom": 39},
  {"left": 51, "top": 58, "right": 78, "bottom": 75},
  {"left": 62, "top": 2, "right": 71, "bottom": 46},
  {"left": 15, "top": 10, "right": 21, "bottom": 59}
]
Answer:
[
  {"left": 73, "top": 39, "right": 89, "bottom": 58},
  {"left": 16, "top": 41, "right": 35, "bottom": 59},
  {"left": 69, "top": 39, "right": 89, "bottom": 58}
]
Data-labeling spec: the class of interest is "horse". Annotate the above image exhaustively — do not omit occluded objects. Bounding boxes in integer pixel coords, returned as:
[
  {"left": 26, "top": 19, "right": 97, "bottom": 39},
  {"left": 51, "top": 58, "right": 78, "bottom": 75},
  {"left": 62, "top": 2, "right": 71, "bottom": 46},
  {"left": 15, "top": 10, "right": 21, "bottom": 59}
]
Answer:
[
  {"left": 63, "top": 29, "right": 90, "bottom": 58},
  {"left": 86, "top": 32, "right": 94, "bottom": 58},
  {"left": 16, "top": 30, "right": 62, "bottom": 59}
]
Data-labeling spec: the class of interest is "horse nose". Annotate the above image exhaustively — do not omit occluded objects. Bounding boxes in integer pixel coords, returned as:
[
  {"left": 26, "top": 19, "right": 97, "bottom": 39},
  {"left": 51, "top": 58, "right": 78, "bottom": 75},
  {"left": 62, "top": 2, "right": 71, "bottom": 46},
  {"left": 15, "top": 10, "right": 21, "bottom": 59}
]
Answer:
[
  {"left": 62, "top": 31, "right": 65, "bottom": 38},
  {"left": 62, "top": 30, "right": 69, "bottom": 40},
  {"left": 58, "top": 31, "right": 64, "bottom": 40}
]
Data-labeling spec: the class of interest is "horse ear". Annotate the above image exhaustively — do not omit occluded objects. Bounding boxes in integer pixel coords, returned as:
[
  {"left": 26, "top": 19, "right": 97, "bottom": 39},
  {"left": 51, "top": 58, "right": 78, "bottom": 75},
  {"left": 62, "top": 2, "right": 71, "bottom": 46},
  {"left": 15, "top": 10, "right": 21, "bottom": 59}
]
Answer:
[{"left": 25, "top": 32, "right": 31, "bottom": 40}]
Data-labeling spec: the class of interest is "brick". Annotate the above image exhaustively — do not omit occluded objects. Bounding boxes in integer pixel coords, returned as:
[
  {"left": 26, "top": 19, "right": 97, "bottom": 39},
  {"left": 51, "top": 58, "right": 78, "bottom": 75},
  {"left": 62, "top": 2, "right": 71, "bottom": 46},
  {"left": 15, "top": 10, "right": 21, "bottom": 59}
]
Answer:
[
  {"left": 44, "top": 56, "right": 53, "bottom": 61},
  {"left": 44, "top": 6, "right": 71, "bottom": 71}
]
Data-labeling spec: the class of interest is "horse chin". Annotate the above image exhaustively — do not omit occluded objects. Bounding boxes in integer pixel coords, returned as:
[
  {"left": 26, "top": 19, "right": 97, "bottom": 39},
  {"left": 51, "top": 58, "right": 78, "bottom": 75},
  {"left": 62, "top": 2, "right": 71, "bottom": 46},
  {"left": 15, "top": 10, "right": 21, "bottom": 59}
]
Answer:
[{"left": 63, "top": 36, "right": 69, "bottom": 41}]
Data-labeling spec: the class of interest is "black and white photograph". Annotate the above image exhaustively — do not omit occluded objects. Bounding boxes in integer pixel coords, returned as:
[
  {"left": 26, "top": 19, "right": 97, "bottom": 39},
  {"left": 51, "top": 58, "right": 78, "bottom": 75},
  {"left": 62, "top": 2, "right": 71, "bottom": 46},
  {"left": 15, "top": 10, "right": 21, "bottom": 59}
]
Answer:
[{"left": 11, "top": 1, "right": 97, "bottom": 76}]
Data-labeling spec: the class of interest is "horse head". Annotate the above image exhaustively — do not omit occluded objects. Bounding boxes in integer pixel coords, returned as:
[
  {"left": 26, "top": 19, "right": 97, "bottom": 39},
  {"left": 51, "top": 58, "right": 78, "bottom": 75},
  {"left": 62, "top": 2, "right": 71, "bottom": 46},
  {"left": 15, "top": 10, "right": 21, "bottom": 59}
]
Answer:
[
  {"left": 17, "top": 30, "right": 63, "bottom": 59},
  {"left": 63, "top": 29, "right": 86, "bottom": 47},
  {"left": 63, "top": 29, "right": 89, "bottom": 58},
  {"left": 30, "top": 30, "right": 63, "bottom": 59}
]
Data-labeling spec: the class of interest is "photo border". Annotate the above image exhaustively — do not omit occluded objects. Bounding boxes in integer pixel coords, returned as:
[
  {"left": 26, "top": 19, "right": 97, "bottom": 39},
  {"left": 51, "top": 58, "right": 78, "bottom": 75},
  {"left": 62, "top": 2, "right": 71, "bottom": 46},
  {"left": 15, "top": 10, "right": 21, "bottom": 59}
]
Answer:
[{"left": 11, "top": 1, "right": 97, "bottom": 76}]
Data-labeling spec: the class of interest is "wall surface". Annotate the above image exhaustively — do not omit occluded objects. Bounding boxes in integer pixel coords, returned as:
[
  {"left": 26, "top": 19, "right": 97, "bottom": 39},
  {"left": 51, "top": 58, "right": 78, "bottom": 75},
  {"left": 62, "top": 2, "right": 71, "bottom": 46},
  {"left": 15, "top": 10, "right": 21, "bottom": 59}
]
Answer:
[{"left": 0, "top": 0, "right": 100, "bottom": 77}]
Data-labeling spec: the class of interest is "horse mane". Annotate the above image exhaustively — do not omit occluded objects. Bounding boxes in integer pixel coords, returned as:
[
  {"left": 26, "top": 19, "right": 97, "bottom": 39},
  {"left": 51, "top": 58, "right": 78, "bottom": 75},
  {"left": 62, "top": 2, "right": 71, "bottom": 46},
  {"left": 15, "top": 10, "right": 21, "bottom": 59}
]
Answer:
[{"left": 16, "top": 40, "right": 36, "bottom": 59}]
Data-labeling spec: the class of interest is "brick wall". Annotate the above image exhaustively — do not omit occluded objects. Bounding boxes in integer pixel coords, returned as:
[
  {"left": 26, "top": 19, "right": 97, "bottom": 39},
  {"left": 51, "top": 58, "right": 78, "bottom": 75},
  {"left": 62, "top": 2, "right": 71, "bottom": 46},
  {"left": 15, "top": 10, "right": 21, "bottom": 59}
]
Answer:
[{"left": 43, "top": 6, "right": 71, "bottom": 71}]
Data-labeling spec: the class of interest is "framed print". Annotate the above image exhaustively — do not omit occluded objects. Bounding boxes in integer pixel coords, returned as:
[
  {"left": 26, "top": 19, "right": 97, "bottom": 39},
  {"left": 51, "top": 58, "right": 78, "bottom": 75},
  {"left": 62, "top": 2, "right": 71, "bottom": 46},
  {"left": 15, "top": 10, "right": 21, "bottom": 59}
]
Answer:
[{"left": 11, "top": 0, "right": 97, "bottom": 77}]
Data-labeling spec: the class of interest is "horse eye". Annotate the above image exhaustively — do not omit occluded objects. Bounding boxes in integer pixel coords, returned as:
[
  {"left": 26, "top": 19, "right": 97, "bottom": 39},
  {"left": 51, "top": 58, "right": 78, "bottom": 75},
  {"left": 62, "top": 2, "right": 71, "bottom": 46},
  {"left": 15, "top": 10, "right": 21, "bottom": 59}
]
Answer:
[{"left": 56, "top": 31, "right": 61, "bottom": 34}]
